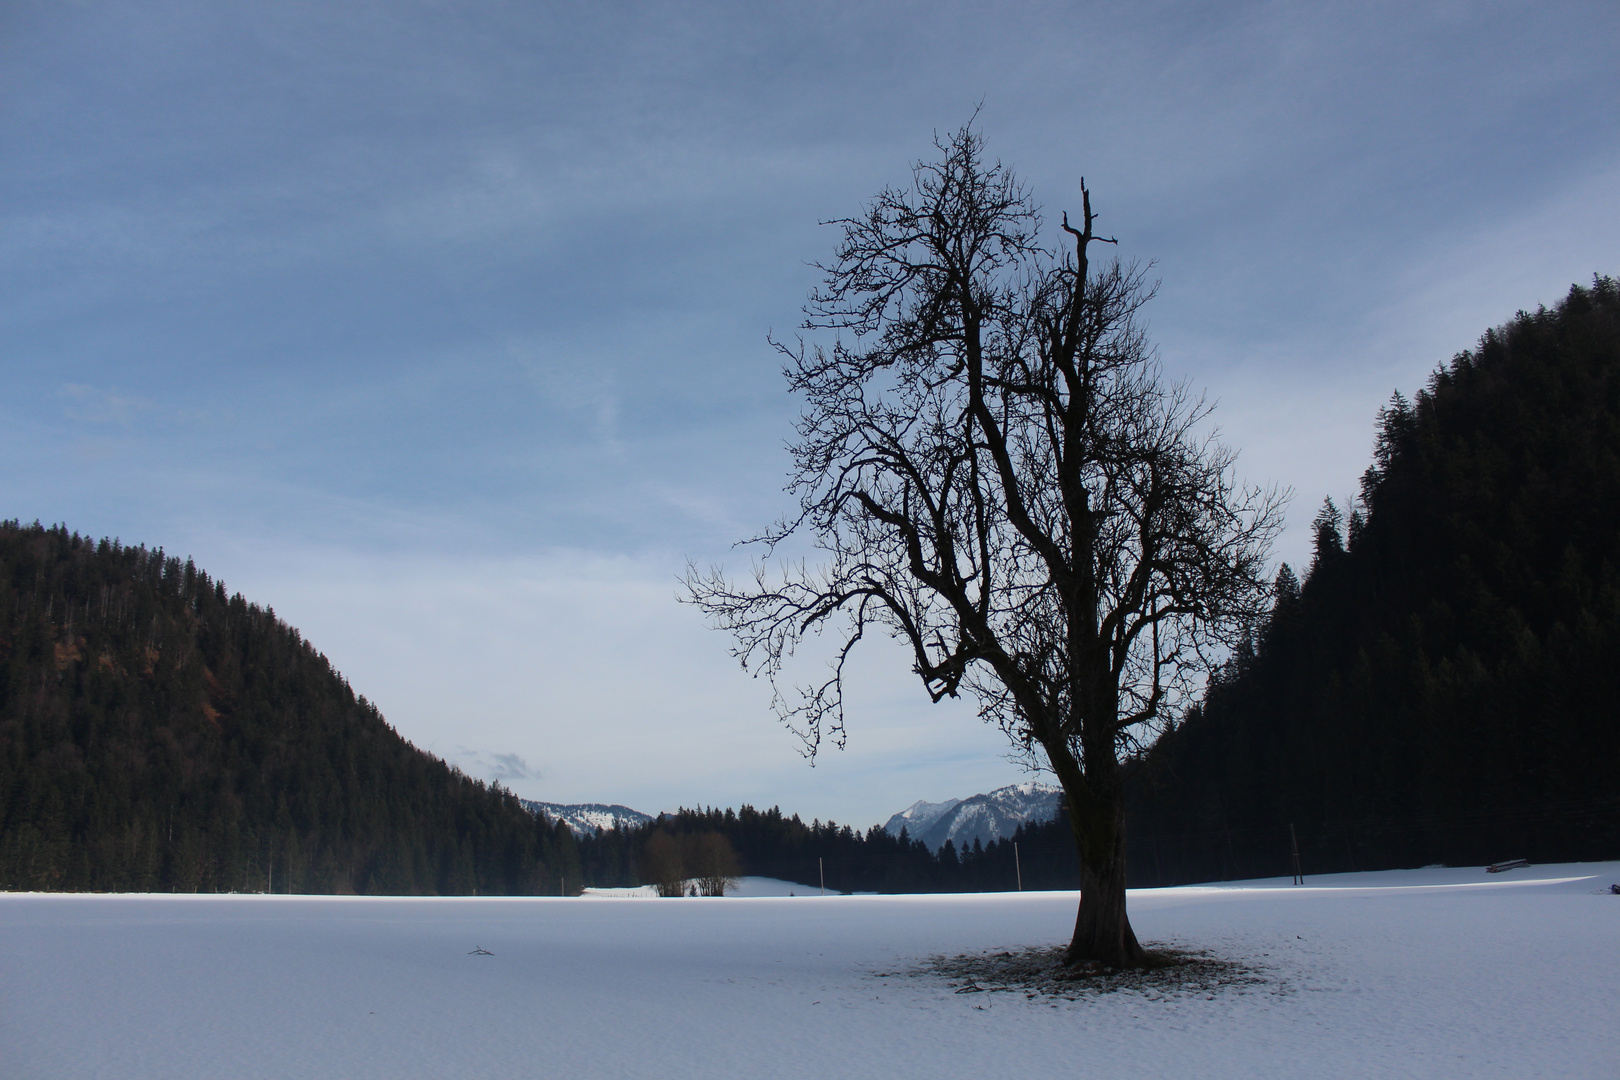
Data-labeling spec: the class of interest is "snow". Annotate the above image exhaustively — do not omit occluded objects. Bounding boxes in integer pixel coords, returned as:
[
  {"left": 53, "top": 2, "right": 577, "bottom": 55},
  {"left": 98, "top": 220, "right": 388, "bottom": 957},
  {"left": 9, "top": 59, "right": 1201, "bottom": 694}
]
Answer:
[
  {"left": 579, "top": 883, "right": 662, "bottom": 897},
  {"left": 3, "top": 862, "right": 1617, "bottom": 1079},
  {"left": 725, "top": 875, "right": 827, "bottom": 897}
]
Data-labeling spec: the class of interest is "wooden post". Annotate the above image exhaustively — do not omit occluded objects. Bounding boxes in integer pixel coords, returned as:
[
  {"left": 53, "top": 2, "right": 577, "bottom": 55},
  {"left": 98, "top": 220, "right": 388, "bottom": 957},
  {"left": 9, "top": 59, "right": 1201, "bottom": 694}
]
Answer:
[
  {"left": 1290, "top": 822, "right": 1304, "bottom": 886},
  {"left": 819, "top": 857, "right": 825, "bottom": 896},
  {"left": 1014, "top": 842, "right": 1023, "bottom": 891}
]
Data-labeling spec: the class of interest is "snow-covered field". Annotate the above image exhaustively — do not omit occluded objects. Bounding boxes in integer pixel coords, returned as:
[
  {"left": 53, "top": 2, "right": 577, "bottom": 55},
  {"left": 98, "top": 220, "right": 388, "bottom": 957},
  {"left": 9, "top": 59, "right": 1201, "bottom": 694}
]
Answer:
[{"left": 4, "top": 862, "right": 1617, "bottom": 1079}]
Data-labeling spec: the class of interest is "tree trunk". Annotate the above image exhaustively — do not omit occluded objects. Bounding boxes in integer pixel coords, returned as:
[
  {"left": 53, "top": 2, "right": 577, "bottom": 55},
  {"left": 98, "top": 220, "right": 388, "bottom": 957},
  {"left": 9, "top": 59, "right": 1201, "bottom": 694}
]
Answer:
[{"left": 1063, "top": 797, "right": 1145, "bottom": 968}]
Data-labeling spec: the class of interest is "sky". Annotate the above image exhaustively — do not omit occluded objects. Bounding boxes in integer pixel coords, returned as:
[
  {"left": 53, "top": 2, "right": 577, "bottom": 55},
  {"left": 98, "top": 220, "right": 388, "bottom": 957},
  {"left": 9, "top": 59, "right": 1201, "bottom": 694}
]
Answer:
[{"left": 3, "top": 0, "right": 1617, "bottom": 828}]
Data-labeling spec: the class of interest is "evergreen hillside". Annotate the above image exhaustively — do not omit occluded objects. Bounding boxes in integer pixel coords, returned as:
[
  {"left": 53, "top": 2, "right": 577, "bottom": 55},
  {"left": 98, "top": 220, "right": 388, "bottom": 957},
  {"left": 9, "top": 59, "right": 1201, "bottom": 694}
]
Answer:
[
  {"left": 1126, "top": 277, "right": 1620, "bottom": 884},
  {"left": 0, "top": 523, "right": 579, "bottom": 894}
]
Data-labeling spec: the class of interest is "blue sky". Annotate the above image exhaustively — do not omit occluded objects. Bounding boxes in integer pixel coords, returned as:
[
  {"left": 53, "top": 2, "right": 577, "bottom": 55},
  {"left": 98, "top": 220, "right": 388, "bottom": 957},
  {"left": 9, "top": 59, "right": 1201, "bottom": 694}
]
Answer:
[{"left": 4, "top": 0, "right": 1617, "bottom": 827}]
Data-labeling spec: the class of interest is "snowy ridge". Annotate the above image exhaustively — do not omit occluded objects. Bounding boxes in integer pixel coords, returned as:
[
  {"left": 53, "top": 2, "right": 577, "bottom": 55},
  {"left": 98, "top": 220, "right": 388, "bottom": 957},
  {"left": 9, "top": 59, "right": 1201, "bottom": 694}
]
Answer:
[
  {"left": 520, "top": 800, "right": 652, "bottom": 836},
  {"left": 883, "top": 797, "right": 962, "bottom": 838},
  {"left": 883, "top": 781, "right": 1062, "bottom": 852}
]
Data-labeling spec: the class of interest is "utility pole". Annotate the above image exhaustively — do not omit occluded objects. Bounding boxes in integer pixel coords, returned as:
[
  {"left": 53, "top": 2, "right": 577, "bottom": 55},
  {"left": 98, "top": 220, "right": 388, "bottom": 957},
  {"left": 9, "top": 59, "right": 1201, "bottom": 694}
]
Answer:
[
  {"left": 1290, "top": 823, "right": 1305, "bottom": 886},
  {"left": 1014, "top": 842, "right": 1023, "bottom": 891},
  {"left": 819, "top": 857, "right": 825, "bottom": 896}
]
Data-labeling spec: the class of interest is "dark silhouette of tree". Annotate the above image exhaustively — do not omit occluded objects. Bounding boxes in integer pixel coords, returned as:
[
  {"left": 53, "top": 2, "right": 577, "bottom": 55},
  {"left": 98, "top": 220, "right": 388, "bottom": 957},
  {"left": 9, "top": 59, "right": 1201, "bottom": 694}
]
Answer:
[{"left": 686, "top": 127, "right": 1282, "bottom": 966}]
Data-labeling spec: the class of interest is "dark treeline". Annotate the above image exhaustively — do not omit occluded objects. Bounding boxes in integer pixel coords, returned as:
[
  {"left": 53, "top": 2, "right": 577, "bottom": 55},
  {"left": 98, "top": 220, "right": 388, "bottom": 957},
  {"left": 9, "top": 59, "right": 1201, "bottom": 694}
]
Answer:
[
  {"left": 1125, "top": 277, "right": 1620, "bottom": 884},
  {"left": 0, "top": 522, "right": 581, "bottom": 894},
  {"left": 577, "top": 804, "right": 1081, "bottom": 894}
]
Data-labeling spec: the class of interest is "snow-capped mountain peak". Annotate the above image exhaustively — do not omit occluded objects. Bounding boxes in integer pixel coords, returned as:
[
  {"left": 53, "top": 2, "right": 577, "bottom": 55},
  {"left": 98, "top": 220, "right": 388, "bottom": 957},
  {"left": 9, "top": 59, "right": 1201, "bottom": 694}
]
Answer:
[
  {"left": 883, "top": 782, "right": 1062, "bottom": 852},
  {"left": 882, "top": 797, "right": 963, "bottom": 839},
  {"left": 520, "top": 800, "right": 653, "bottom": 836}
]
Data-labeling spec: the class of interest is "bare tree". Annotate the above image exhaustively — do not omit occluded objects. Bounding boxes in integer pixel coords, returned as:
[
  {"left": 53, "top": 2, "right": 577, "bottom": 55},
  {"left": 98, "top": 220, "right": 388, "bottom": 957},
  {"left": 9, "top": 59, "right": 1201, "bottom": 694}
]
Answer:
[
  {"left": 640, "top": 830, "right": 742, "bottom": 897},
  {"left": 640, "top": 831, "right": 687, "bottom": 898},
  {"left": 688, "top": 832, "right": 742, "bottom": 897},
  {"left": 686, "top": 126, "right": 1283, "bottom": 966}
]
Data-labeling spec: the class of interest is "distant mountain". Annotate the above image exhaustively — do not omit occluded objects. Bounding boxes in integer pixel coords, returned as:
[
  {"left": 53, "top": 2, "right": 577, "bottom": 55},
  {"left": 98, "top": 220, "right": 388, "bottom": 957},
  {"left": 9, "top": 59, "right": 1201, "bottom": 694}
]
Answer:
[
  {"left": 884, "top": 781, "right": 1062, "bottom": 852},
  {"left": 522, "top": 800, "right": 653, "bottom": 836},
  {"left": 883, "top": 796, "right": 961, "bottom": 839}
]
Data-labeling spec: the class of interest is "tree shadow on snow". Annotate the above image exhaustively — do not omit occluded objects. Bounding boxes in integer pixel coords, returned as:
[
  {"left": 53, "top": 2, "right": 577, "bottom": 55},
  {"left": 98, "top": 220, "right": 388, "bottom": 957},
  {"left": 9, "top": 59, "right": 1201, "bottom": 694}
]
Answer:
[{"left": 891, "top": 944, "right": 1270, "bottom": 1002}]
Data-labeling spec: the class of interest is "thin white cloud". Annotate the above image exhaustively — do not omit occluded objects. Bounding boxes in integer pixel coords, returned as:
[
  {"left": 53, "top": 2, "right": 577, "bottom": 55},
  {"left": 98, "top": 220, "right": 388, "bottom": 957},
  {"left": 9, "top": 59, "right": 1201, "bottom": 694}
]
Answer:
[{"left": 192, "top": 540, "right": 1014, "bottom": 826}]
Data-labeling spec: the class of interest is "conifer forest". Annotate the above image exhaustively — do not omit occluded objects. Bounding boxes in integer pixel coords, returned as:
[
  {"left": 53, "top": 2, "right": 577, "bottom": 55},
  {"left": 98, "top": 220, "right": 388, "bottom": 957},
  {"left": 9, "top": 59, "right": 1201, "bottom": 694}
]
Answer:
[
  {"left": 1124, "top": 278, "right": 1620, "bottom": 883},
  {"left": 0, "top": 525, "right": 580, "bottom": 894}
]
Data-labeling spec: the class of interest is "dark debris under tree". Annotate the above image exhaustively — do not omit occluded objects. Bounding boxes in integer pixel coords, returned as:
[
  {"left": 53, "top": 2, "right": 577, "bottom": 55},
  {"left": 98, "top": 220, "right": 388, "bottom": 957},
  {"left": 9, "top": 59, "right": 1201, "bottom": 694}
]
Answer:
[{"left": 900, "top": 943, "right": 1270, "bottom": 1001}]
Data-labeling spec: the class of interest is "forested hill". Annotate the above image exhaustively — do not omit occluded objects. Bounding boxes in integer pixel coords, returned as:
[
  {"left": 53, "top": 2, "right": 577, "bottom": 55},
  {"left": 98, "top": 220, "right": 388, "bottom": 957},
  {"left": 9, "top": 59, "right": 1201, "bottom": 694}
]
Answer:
[
  {"left": 1126, "top": 277, "right": 1620, "bottom": 885},
  {"left": 0, "top": 523, "right": 580, "bottom": 893}
]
